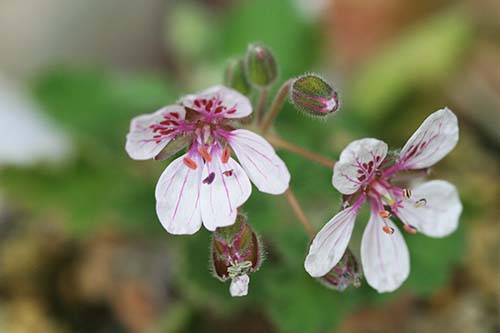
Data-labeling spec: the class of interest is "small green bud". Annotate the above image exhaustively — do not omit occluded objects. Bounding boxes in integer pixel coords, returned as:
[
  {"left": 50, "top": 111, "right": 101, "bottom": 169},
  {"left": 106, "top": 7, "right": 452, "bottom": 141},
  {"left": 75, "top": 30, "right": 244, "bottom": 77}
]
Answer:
[
  {"left": 290, "top": 74, "right": 339, "bottom": 117},
  {"left": 223, "top": 58, "right": 252, "bottom": 95},
  {"left": 318, "top": 248, "right": 361, "bottom": 291},
  {"left": 244, "top": 43, "right": 278, "bottom": 87}
]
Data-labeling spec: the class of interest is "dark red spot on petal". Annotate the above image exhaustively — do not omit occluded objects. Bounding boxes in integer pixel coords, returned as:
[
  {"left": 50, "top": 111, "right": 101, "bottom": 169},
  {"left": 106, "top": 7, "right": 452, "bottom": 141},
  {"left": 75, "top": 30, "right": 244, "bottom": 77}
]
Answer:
[
  {"left": 223, "top": 169, "right": 234, "bottom": 177},
  {"left": 358, "top": 175, "right": 366, "bottom": 181}
]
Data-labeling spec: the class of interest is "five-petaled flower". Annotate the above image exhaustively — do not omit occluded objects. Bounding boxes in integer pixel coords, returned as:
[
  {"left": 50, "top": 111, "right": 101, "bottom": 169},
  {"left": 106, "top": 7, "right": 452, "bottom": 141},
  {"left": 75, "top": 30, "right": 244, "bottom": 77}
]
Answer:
[
  {"left": 304, "top": 108, "right": 462, "bottom": 292},
  {"left": 125, "top": 85, "right": 290, "bottom": 234}
]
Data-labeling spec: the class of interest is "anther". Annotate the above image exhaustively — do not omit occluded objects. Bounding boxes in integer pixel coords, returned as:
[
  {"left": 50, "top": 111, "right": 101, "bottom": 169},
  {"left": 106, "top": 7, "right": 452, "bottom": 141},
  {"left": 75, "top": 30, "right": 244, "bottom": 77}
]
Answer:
[
  {"left": 403, "top": 224, "right": 417, "bottom": 234},
  {"left": 202, "top": 172, "right": 216, "bottom": 184},
  {"left": 221, "top": 147, "right": 231, "bottom": 164},
  {"left": 378, "top": 210, "right": 391, "bottom": 218},
  {"left": 183, "top": 157, "right": 197, "bottom": 170},
  {"left": 402, "top": 188, "right": 412, "bottom": 199},
  {"left": 223, "top": 169, "right": 234, "bottom": 177},
  {"left": 414, "top": 198, "right": 427, "bottom": 208},
  {"left": 197, "top": 146, "right": 212, "bottom": 162},
  {"left": 382, "top": 225, "right": 395, "bottom": 235}
]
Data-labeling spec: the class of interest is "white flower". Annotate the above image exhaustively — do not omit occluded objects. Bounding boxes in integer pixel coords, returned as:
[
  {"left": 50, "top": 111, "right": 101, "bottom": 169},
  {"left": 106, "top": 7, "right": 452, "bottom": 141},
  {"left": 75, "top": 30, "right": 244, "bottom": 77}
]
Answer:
[
  {"left": 305, "top": 108, "right": 462, "bottom": 292},
  {"left": 125, "top": 85, "right": 290, "bottom": 235}
]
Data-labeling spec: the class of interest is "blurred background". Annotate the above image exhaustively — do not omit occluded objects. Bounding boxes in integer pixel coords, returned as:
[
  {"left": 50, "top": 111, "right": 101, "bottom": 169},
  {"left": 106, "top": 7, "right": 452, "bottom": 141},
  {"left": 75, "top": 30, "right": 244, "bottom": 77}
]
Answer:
[{"left": 0, "top": 0, "right": 499, "bottom": 332}]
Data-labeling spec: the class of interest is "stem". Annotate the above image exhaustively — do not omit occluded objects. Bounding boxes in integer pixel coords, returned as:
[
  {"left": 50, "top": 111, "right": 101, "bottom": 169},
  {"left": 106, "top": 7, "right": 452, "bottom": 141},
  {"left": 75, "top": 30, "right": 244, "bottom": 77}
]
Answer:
[
  {"left": 261, "top": 80, "right": 292, "bottom": 134},
  {"left": 284, "top": 188, "right": 315, "bottom": 237},
  {"left": 266, "top": 134, "right": 335, "bottom": 169},
  {"left": 256, "top": 88, "right": 268, "bottom": 124}
]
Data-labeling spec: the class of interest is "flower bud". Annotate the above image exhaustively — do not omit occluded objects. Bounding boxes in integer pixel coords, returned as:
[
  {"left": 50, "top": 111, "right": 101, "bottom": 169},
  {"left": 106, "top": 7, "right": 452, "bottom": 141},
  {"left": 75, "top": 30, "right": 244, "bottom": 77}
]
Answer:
[
  {"left": 210, "top": 214, "right": 263, "bottom": 297},
  {"left": 224, "top": 58, "right": 252, "bottom": 96},
  {"left": 317, "top": 248, "right": 361, "bottom": 291},
  {"left": 290, "top": 74, "right": 339, "bottom": 117},
  {"left": 244, "top": 43, "right": 278, "bottom": 87}
]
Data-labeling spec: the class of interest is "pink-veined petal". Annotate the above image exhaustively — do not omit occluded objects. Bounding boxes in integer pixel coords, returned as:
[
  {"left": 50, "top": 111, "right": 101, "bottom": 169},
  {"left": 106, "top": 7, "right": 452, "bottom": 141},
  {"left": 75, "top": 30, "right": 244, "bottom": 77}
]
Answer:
[
  {"left": 126, "top": 105, "right": 186, "bottom": 160},
  {"left": 332, "top": 138, "right": 388, "bottom": 195},
  {"left": 200, "top": 149, "right": 252, "bottom": 231},
  {"left": 394, "top": 180, "right": 462, "bottom": 238},
  {"left": 181, "top": 85, "right": 252, "bottom": 119},
  {"left": 304, "top": 205, "right": 359, "bottom": 277},
  {"left": 361, "top": 208, "right": 410, "bottom": 293},
  {"left": 397, "top": 108, "right": 458, "bottom": 170},
  {"left": 228, "top": 129, "right": 290, "bottom": 195},
  {"left": 155, "top": 153, "right": 203, "bottom": 235}
]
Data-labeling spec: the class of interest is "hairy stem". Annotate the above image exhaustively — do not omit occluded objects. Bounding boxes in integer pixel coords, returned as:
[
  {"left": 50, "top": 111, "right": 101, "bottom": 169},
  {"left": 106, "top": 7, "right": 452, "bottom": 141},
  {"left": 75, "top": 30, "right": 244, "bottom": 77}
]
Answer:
[
  {"left": 261, "top": 80, "right": 292, "bottom": 134},
  {"left": 284, "top": 188, "right": 315, "bottom": 237},
  {"left": 266, "top": 134, "right": 335, "bottom": 169},
  {"left": 256, "top": 88, "right": 269, "bottom": 124}
]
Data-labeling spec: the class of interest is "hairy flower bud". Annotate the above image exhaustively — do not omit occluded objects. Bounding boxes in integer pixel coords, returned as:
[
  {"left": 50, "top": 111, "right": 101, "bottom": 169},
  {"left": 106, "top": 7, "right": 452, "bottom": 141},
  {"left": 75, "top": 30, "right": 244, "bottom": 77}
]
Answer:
[
  {"left": 224, "top": 58, "right": 252, "bottom": 96},
  {"left": 244, "top": 43, "right": 278, "bottom": 87},
  {"left": 210, "top": 214, "right": 263, "bottom": 297},
  {"left": 318, "top": 248, "right": 361, "bottom": 291},
  {"left": 290, "top": 74, "right": 339, "bottom": 117}
]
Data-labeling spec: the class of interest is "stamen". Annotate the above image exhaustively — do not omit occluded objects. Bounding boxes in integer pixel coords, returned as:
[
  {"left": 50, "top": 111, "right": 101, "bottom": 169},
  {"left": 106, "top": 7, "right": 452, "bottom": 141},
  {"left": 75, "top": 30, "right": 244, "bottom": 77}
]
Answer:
[
  {"left": 202, "top": 172, "right": 216, "bottom": 184},
  {"left": 402, "top": 188, "right": 412, "bottom": 200},
  {"left": 223, "top": 169, "right": 234, "bottom": 177},
  {"left": 403, "top": 224, "right": 417, "bottom": 234},
  {"left": 197, "top": 146, "right": 212, "bottom": 162},
  {"left": 221, "top": 147, "right": 231, "bottom": 164},
  {"left": 378, "top": 210, "right": 391, "bottom": 218},
  {"left": 414, "top": 198, "right": 427, "bottom": 208},
  {"left": 183, "top": 157, "right": 197, "bottom": 170},
  {"left": 382, "top": 225, "right": 395, "bottom": 235}
]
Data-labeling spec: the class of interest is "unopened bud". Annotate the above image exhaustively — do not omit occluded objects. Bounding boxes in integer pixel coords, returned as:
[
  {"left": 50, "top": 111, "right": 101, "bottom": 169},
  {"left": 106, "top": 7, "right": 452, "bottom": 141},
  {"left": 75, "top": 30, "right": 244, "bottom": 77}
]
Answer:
[
  {"left": 290, "top": 74, "right": 339, "bottom": 117},
  {"left": 224, "top": 58, "right": 252, "bottom": 95},
  {"left": 317, "top": 248, "right": 361, "bottom": 291},
  {"left": 210, "top": 214, "right": 263, "bottom": 296},
  {"left": 244, "top": 43, "right": 278, "bottom": 87}
]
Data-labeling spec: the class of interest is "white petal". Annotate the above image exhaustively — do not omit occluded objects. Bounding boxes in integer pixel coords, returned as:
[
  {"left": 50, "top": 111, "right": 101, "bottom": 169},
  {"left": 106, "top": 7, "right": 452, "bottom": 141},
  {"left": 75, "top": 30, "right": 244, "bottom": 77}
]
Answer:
[
  {"left": 228, "top": 129, "right": 290, "bottom": 195},
  {"left": 361, "top": 211, "right": 410, "bottom": 293},
  {"left": 125, "top": 105, "right": 185, "bottom": 160},
  {"left": 398, "top": 108, "right": 458, "bottom": 170},
  {"left": 332, "top": 138, "right": 388, "bottom": 195},
  {"left": 304, "top": 206, "right": 358, "bottom": 277},
  {"left": 200, "top": 150, "right": 252, "bottom": 231},
  {"left": 395, "top": 180, "right": 462, "bottom": 238},
  {"left": 155, "top": 153, "right": 203, "bottom": 235},
  {"left": 229, "top": 274, "right": 250, "bottom": 297},
  {"left": 181, "top": 85, "right": 252, "bottom": 119}
]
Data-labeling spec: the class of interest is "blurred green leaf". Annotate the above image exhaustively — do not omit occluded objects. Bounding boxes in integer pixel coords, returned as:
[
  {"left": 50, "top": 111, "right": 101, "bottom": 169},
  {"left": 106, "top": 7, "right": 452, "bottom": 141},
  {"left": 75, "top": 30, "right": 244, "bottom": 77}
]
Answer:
[{"left": 348, "top": 8, "right": 473, "bottom": 120}]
